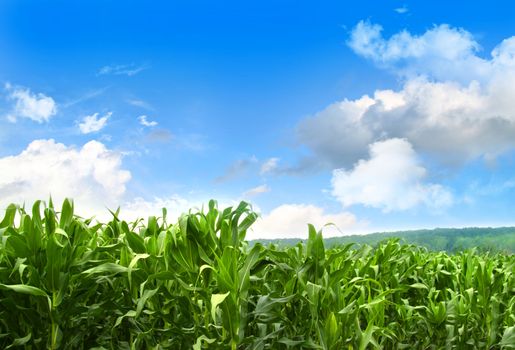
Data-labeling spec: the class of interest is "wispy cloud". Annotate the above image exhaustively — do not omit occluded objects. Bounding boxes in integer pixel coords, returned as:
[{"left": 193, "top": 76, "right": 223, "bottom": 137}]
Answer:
[
  {"left": 394, "top": 5, "right": 408, "bottom": 14},
  {"left": 138, "top": 115, "right": 158, "bottom": 127},
  {"left": 4, "top": 83, "right": 57, "bottom": 123},
  {"left": 243, "top": 184, "right": 270, "bottom": 197},
  {"left": 127, "top": 98, "right": 154, "bottom": 110},
  {"left": 214, "top": 157, "right": 258, "bottom": 183},
  {"left": 260, "top": 157, "right": 280, "bottom": 175},
  {"left": 97, "top": 63, "right": 150, "bottom": 77},
  {"left": 258, "top": 156, "right": 323, "bottom": 177},
  {"left": 62, "top": 86, "right": 109, "bottom": 108},
  {"left": 174, "top": 133, "right": 208, "bottom": 152},
  {"left": 78, "top": 112, "right": 111, "bottom": 134},
  {"left": 145, "top": 129, "right": 173, "bottom": 143}
]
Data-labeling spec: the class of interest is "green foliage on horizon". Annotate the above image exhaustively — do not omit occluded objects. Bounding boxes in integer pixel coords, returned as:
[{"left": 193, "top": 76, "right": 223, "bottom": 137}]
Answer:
[
  {"left": 254, "top": 227, "right": 515, "bottom": 254},
  {"left": 0, "top": 199, "right": 514, "bottom": 349}
]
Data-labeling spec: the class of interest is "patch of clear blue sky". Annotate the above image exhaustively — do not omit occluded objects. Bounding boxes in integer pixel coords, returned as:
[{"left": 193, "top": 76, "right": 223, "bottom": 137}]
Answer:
[{"left": 1, "top": 0, "right": 515, "bottom": 229}]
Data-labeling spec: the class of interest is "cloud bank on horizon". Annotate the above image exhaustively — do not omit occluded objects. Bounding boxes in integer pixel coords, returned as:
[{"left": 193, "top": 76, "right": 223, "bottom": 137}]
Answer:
[{"left": 2, "top": 7, "right": 515, "bottom": 239}]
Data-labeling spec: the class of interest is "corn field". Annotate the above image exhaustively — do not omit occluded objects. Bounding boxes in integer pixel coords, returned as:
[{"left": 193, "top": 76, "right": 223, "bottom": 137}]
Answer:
[{"left": 0, "top": 199, "right": 514, "bottom": 349}]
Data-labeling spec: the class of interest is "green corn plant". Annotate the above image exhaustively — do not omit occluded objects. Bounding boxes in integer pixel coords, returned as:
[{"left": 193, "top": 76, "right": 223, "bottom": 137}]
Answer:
[{"left": 0, "top": 199, "right": 513, "bottom": 349}]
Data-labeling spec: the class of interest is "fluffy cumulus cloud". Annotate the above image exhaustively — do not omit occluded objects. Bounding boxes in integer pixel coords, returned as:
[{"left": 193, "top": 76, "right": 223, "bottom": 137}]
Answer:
[
  {"left": 0, "top": 139, "right": 131, "bottom": 215},
  {"left": 79, "top": 112, "right": 111, "bottom": 134},
  {"left": 348, "top": 20, "right": 515, "bottom": 83},
  {"left": 0, "top": 139, "right": 222, "bottom": 223},
  {"left": 4, "top": 83, "right": 57, "bottom": 123},
  {"left": 348, "top": 21, "right": 492, "bottom": 83},
  {"left": 298, "top": 23, "right": 515, "bottom": 168},
  {"left": 331, "top": 139, "right": 453, "bottom": 212},
  {"left": 250, "top": 204, "right": 357, "bottom": 240},
  {"left": 297, "top": 95, "right": 376, "bottom": 167}
]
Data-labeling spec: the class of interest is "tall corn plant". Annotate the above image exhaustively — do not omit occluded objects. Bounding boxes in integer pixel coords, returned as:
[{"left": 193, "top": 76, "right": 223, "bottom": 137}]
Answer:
[{"left": 0, "top": 199, "right": 514, "bottom": 349}]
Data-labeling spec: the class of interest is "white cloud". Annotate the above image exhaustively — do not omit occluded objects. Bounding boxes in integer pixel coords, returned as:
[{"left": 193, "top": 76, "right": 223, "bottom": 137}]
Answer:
[
  {"left": 62, "top": 87, "right": 108, "bottom": 108},
  {"left": 0, "top": 139, "right": 225, "bottom": 223},
  {"left": 260, "top": 157, "right": 280, "bottom": 175},
  {"left": 348, "top": 21, "right": 515, "bottom": 86},
  {"left": 297, "top": 95, "right": 375, "bottom": 166},
  {"left": 4, "top": 84, "right": 57, "bottom": 123},
  {"left": 298, "top": 72, "right": 515, "bottom": 167},
  {"left": 128, "top": 99, "right": 154, "bottom": 110},
  {"left": 300, "top": 22, "right": 515, "bottom": 170},
  {"left": 79, "top": 112, "right": 111, "bottom": 134},
  {"left": 119, "top": 196, "right": 246, "bottom": 224},
  {"left": 138, "top": 115, "right": 158, "bottom": 127},
  {"left": 243, "top": 184, "right": 270, "bottom": 197},
  {"left": 0, "top": 140, "right": 267, "bottom": 225},
  {"left": 249, "top": 204, "right": 357, "bottom": 240},
  {"left": 98, "top": 64, "right": 149, "bottom": 77},
  {"left": 348, "top": 21, "right": 492, "bottom": 84},
  {"left": 119, "top": 195, "right": 195, "bottom": 222},
  {"left": 491, "top": 37, "right": 515, "bottom": 68},
  {"left": 394, "top": 6, "right": 408, "bottom": 14},
  {"left": 331, "top": 138, "right": 453, "bottom": 212},
  {"left": 0, "top": 139, "right": 131, "bottom": 216}
]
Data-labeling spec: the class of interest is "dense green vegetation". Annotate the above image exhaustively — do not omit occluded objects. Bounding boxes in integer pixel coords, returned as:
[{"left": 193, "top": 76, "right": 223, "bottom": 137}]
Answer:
[
  {"left": 255, "top": 227, "right": 515, "bottom": 254},
  {"left": 0, "top": 199, "right": 514, "bottom": 349}
]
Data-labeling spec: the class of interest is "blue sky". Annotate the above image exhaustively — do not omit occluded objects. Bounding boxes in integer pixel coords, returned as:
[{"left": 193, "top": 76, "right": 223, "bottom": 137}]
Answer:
[{"left": 2, "top": 0, "right": 515, "bottom": 238}]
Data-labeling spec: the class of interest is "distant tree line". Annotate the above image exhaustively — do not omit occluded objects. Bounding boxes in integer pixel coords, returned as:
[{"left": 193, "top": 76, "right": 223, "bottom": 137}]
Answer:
[{"left": 253, "top": 227, "right": 515, "bottom": 254}]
